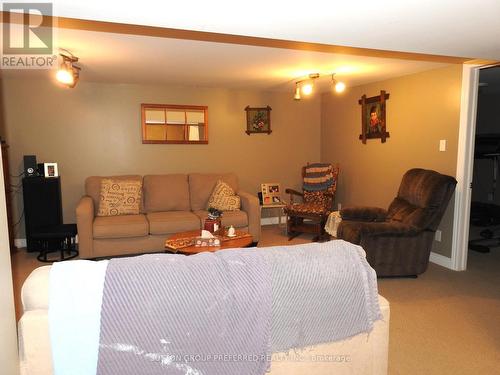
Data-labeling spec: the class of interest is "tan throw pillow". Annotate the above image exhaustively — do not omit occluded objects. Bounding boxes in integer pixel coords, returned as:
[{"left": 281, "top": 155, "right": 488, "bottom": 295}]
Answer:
[
  {"left": 207, "top": 180, "right": 241, "bottom": 211},
  {"left": 97, "top": 178, "right": 142, "bottom": 216}
]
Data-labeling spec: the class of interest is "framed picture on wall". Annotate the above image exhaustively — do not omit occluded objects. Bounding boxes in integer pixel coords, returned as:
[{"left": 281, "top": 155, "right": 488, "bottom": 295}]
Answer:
[
  {"left": 358, "top": 91, "right": 390, "bottom": 144},
  {"left": 43, "top": 163, "right": 58, "bottom": 178},
  {"left": 245, "top": 106, "right": 272, "bottom": 135}
]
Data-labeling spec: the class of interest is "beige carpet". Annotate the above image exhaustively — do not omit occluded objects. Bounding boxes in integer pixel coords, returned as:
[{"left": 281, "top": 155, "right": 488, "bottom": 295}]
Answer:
[{"left": 11, "top": 224, "right": 500, "bottom": 374}]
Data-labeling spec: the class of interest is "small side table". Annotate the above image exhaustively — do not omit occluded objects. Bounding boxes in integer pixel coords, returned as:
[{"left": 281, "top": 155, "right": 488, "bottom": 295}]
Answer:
[
  {"left": 261, "top": 203, "right": 287, "bottom": 231},
  {"left": 31, "top": 224, "right": 79, "bottom": 262}
]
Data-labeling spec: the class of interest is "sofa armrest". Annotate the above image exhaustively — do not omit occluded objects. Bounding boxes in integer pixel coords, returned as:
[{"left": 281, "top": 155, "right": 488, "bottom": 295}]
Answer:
[
  {"left": 239, "top": 190, "right": 261, "bottom": 243},
  {"left": 76, "top": 196, "right": 94, "bottom": 259},
  {"left": 340, "top": 206, "right": 388, "bottom": 222}
]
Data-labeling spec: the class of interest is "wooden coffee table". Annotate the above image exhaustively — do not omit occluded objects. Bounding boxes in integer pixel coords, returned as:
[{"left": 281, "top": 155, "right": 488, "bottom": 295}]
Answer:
[{"left": 165, "top": 230, "right": 253, "bottom": 255}]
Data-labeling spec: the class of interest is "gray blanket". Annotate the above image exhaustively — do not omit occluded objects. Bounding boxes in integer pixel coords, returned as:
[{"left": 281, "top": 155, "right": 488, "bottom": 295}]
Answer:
[
  {"left": 96, "top": 241, "right": 381, "bottom": 375},
  {"left": 268, "top": 241, "right": 381, "bottom": 351}
]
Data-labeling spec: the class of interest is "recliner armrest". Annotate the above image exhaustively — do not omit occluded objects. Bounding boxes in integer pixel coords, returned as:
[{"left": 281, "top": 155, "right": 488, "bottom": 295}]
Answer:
[
  {"left": 341, "top": 206, "right": 388, "bottom": 222},
  {"left": 76, "top": 196, "right": 95, "bottom": 259},
  {"left": 238, "top": 190, "right": 261, "bottom": 242},
  {"left": 337, "top": 220, "right": 419, "bottom": 245},
  {"left": 357, "top": 221, "right": 419, "bottom": 237}
]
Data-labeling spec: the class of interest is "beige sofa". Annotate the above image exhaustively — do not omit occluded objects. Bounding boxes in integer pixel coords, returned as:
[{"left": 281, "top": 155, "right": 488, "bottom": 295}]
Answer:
[
  {"left": 19, "top": 265, "right": 389, "bottom": 375},
  {"left": 76, "top": 173, "right": 261, "bottom": 259}
]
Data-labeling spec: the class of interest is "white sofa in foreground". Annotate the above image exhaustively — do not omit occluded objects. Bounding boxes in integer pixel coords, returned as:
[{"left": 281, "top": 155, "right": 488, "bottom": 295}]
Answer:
[{"left": 19, "top": 265, "right": 390, "bottom": 375}]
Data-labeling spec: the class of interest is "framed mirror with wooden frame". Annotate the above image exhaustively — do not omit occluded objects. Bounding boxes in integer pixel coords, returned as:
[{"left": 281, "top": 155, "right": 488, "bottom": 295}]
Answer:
[{"left": 141, "top": 104, "right": 208, "bottom": 144}]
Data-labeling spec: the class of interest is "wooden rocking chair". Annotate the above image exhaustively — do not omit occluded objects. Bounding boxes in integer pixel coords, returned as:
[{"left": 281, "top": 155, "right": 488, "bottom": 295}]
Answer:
[{"left": 284, "top": 163, "right": 339, "bottom": 241}]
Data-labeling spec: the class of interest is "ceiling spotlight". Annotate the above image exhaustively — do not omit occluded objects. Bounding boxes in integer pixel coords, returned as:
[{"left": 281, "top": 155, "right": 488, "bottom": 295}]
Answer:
[
  {"left": 302, "top": 83, "right": 313, "bottom": 95},
  {"left": 335, "top": 81, "right": 346, "bottom": 93},
  {"left": 332, "top": 74, "right": 346, "bottom": 93},
  {"left": 55, "top": 68, "right": 73, "bottom": 85},
  {"left": 303, "top": 73, "right": 320, "bottom": 95},
  {"left": 56, "top": 50, "right": 81, "bottom": 88},
  {"left": 293, "top": 73, "right": 320, "bottom": 100},
  {"left": 294, "top": 84, "right": 301, "bottom": 100}
]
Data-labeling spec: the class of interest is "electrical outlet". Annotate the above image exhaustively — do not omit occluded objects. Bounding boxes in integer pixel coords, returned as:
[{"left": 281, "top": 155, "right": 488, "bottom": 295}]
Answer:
[
  {"left": 337, "top": 203, "right": 342, "bottom": 211},
  {"left": 435, "top": 230, "right": 442, "bottom": 242}
]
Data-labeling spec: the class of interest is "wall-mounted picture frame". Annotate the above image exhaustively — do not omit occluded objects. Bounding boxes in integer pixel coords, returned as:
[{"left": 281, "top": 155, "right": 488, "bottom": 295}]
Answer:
[
  {"left": 44, "top": 162, "right": 58, "bottom": 178},
  {"left": 358, "top": 91, "right": 390, "bottom": 144},
  {"left": 245, "top": 106, "right": 272, "bottom": 135}
]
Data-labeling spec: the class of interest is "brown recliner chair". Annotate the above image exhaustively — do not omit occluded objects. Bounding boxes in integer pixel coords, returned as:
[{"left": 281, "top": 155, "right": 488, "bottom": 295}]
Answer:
[{"left": 337, "top": 168, "right": 457, "bottom": 277}]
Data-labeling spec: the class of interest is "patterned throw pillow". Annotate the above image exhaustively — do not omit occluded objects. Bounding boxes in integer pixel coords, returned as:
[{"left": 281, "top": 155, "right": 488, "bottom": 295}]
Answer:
[
  {"left": 97, "top": 179, "right": 142, "bottom": 216},
  {"left": 207, "top": 180, "right": 241, "bottom": 211}
]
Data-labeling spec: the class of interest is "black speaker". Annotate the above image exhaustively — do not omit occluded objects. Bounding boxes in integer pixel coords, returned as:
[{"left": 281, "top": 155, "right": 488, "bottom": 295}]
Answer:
[
  {"left": 22, "top": 177, "right": 63, "bottom": 252},
  {"left": 23, "top": 155, "right": 37, "bottom": 177}
]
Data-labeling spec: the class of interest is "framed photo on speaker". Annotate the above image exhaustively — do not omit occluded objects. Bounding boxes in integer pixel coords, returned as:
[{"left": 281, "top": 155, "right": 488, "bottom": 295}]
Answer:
[{"left": 43, "top": 163, "right": 58, "bottom": 178}]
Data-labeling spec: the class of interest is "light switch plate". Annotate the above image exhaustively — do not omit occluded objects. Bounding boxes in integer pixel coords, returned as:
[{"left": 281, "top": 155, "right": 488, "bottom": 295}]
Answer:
[
  {"left": 439, "top": 139, "right": 447, "bottom": 151},
  {"left": 435, "top": 230, "right": 442, "bottom": 242}
]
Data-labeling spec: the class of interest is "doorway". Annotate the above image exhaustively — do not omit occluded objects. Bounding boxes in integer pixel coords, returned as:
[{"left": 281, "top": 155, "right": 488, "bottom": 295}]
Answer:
[
  {"left": 452, "top": 64, "right": 500, "bottom": 271},
  {"left": 467, "top": 66, "right": 500, "bottom": 260}
]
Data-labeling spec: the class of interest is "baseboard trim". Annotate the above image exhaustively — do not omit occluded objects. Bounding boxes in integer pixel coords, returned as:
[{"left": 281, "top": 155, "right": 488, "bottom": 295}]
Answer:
[{"left": 429, "top": 252, "right": 453, "bottom": 269}]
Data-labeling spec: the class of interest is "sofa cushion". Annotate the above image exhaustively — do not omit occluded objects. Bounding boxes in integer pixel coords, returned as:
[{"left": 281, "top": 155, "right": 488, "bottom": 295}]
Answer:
[
  {"left": 207, "top": 180, "right": 241, "bottom": 211},
  {"left": 189, "top": 173, "right": 239, "bottom": 211},
  {"left": 93, "top": 214, "right": 149, "bottom": 239},
  {"left": 193, "top": 210, "right": 248, "bottom": 228},
  {"left": 143, "top": 174, "right": 190, "bottom": 212},
  {"left": 97, "top": 178, "right": 142, "bottom": 217},
  {"left": 86, "top": 175, "right": 143, "bottom": 215},
  {"left": 147, "top": 211, "right": 200, "bottom": 235}
]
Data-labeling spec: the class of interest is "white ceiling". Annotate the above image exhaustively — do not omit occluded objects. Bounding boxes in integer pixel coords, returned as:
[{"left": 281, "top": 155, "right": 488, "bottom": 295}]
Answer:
[
  {"left": 3, "top": 1, "right": 500, "bottom": 91},
  {"left": 52, "top": 0, "right": 500, "bottom": 60},
  {"left": 59, "top": 29, "right": 450, "bottom": 90},
  {"left": 1, "top": 28, "right": 450, "bottom": 93}
]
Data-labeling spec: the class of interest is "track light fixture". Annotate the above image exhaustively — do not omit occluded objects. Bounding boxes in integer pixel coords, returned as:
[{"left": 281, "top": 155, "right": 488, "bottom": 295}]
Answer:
[
  {"left": 293, "top": 72, "right": 345, "bottom": 100},
  {"left": 56, "top": 50, "right": 81, "bottom": 88}
]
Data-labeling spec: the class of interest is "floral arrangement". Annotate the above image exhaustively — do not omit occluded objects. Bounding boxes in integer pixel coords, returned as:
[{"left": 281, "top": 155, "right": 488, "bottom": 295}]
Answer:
[
  {"left": 208, "top": 207, "right": 223, "bottom": 219},
  {"left": 252, "top": 111, "right": 267, "bottom": 130}
]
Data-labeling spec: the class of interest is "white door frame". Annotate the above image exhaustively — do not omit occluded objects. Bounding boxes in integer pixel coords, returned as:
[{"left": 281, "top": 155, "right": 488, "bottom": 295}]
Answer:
[
  {"left": 0, "top": 149, "right": 20, "bottom": 374},
  {"left": 451, "top": 63, "right": 497, "bottom": 271}
]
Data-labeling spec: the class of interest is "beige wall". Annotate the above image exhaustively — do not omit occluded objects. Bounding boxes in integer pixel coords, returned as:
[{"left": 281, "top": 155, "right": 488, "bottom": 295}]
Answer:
[
  {"left": 321, "top": 65, "right": 463, "bottom": 257},
  {"left": 2, "top": 78, "right": 321, "bottom": 237}
]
